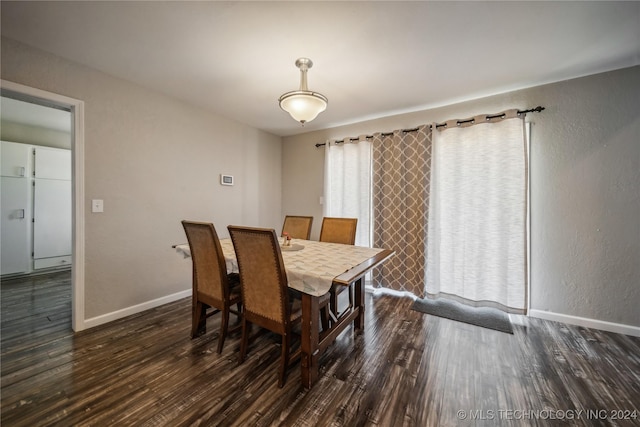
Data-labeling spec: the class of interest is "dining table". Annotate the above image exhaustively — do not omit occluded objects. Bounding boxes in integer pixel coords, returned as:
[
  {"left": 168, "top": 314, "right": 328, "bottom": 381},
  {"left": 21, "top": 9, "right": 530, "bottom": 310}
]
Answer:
[{"left": 174, "top": 237, "right": 394, "bottom": 389}]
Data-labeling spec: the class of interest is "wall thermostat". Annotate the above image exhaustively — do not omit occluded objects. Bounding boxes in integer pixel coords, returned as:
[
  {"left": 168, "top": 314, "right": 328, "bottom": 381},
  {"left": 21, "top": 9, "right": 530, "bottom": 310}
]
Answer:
[{"left": 220, "top": 174, "right": 234, "bottom": 186}]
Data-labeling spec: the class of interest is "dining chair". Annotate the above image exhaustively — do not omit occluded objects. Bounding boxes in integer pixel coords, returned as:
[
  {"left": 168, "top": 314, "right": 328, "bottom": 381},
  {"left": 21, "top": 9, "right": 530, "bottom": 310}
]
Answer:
[
  {"left": 227, "top": 225, "right": 302, "bottom": 387},
  {"left": 319, "top": 217, "right": 358, "bottom": 245},
  {"left": 182, "top": 220, "right": 242, "bottom": 354},
  {"left": 281, "top": 215, "right": 313, "bottom": 240},
  {"left": 319, "top": 217, "right": 358, "bottom": 322}
]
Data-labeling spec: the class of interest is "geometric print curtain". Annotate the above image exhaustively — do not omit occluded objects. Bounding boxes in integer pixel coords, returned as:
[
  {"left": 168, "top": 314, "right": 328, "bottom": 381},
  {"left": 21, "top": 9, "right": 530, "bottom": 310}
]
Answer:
[{"left": 371, "top": 125, "right": 432, "bottom": 297}]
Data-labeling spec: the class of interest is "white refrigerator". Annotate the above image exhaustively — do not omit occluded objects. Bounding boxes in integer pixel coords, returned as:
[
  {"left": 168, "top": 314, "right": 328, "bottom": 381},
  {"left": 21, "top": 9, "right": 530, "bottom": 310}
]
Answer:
[
  {"left": 1, "top": 141, "right": 33, "bottom": 274},
  {"left": 0, "top": 142, "right": 71, "bottom": 275},
  {"left": 33, "top": 147, "right": 72, "bottom": 270}
]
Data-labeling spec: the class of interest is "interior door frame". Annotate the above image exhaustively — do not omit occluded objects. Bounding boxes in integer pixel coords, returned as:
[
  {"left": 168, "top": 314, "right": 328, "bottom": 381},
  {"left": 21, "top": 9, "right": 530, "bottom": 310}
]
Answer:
[{"left": 1, "top": 79, "right": 86, "bottom": 332}]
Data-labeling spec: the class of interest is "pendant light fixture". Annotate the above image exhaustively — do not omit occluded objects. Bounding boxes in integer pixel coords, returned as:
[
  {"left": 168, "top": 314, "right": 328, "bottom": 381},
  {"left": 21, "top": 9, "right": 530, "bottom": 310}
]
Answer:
[{"left": 278, "top": 58, "right": 328, "bottom": 125}]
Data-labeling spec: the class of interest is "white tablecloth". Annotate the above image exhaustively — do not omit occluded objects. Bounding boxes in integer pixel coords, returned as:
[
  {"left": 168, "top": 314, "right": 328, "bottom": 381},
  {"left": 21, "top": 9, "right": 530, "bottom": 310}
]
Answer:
[{"left": 175, "top": 238, "right": 383, "bottom": 296}]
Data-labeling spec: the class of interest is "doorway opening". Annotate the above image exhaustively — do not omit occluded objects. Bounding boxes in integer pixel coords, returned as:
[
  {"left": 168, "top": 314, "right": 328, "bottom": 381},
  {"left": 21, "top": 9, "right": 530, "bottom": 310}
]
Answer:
[{"left": 1, "top": 80, "right": 85, "bottom": 331}]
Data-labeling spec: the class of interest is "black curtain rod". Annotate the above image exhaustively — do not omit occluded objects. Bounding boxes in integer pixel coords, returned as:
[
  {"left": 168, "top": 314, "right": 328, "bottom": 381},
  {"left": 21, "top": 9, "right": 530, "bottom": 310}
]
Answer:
[{"left": 315, "top": 106, "right": 545, "bottom": 148}]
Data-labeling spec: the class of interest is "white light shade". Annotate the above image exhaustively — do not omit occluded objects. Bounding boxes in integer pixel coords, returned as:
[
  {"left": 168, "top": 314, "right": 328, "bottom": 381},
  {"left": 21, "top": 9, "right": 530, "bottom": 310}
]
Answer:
[
  {"left": 279, "top": 58, "right": 328, "bottom": 125},
  {"left": 279, "top": 91, "right": 328, "bottom": 124}
]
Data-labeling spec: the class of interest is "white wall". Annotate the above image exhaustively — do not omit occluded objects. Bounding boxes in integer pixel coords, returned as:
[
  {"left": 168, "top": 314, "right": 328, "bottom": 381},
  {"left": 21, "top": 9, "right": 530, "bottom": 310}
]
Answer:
[
  {"left": 1, "top": 37, "right": 283, "bottom": 320},
  {"left": 0, "top": 95, "right": 72, "bottom": 148},
  {"left": 282, "top": 66, "right": 640, "bottom": 331},
  {"left": 0, "top": 120, "right": 71, "bottom": 149}
]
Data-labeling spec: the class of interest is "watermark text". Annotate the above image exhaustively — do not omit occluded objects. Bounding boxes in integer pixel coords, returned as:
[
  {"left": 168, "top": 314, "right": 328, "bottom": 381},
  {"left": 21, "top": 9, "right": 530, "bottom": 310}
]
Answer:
[{"left": 456, "top": 409, "right": 638, "bottom": 421}]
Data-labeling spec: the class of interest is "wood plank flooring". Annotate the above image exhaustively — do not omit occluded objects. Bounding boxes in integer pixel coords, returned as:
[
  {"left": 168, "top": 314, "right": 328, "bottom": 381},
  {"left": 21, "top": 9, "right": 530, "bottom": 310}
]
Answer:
[{"left": 2, "top": 271, "right": 639, "bottom": 426}]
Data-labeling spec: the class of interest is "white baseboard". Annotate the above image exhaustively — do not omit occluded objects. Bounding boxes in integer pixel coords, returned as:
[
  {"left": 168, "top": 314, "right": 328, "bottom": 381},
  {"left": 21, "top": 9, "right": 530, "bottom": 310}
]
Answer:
[
  {"left": 84, "top": 289, "right": 191, "bottom": 330},
  {"left": 529, "top": 309, "right": 640, "bottom": 337}
]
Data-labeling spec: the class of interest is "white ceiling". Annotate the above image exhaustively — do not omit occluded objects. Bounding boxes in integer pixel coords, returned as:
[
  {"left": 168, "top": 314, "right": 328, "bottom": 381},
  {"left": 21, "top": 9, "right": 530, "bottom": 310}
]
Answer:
[{"left": 1, "top": 1, "right": 639, "bottom": 137}]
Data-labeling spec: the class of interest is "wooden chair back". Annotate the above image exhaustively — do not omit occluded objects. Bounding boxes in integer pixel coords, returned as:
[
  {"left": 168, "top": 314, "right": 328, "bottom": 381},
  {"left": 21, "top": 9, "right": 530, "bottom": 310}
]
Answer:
[
  {"left": 319, "top": 217, "right": 358, "bottom": 245},
  {"left": 182, "top": 220, "right": 229, "bottom": 303},
  {"left": 228, "top": 226, "right": 289, "bottom": 334},
  {"left": 229, "top": 225, "right": 302, "bottom": 387},
  {"left": 182, "top": 220, "right": 242, "bottom": 352},
  {"left": 281, "top": 215, "right": 313, "bottom": 240}
]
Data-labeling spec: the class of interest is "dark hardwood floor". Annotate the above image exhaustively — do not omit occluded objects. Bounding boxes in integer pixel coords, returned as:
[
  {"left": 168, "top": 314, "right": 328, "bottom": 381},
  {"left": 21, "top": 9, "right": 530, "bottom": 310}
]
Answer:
[{"left": 2, "top": 271, "right": 639, "bottom": 426}]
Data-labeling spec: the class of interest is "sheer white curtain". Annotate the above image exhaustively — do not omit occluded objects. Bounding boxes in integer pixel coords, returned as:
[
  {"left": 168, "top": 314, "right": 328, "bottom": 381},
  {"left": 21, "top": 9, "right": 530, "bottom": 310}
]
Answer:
[
  {"left": 426, "top": 114, "right": 528, "bottom": 313},
  {"left": 323, "top": 137, "right": 372, "bottom": 247}
]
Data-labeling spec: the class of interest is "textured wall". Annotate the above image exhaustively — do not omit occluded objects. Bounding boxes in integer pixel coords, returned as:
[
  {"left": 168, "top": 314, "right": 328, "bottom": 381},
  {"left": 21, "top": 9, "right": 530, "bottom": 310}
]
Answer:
[
  {"left": 1, "top": 37, "right": 282, "bottom": 320},
  {"left": 528, "top": 67, "right": 639, "bottom": 327},
  {"left": 283, "top": 66, "right": 640, "bottom": 328}
]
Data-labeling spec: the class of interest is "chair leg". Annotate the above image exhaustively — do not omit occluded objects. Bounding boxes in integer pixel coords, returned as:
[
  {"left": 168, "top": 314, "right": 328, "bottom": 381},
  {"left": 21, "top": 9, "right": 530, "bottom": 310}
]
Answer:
[
  {"left": 239, "top": 319, "right": 249, "bottom": 364},
  {"left": 217, "top": 306, "right": 230, "bottom": 354},
  {"left": 330, "top": 290, "right": 339, "bottom": 317},
  {"left": 191, "top": 300, "right": 207, "bottom": 338},
  {"left": 348, "top": 284, "right": 354, "bottom": 309},
  {"left": 320, "top": 305, "right": 330, "bottom": 331},
  {"left": 329, "top": 285, "right": 354, "bottom": 322},
  {"left": 279, "top": 333, "right": 290, "bottom": 388}
]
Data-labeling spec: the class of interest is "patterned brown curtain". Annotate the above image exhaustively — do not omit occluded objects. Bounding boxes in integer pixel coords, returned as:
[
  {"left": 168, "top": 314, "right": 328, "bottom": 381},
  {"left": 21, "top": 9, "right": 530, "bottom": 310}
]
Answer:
[{"left": 371, "top": 125, "right": 432, "bottom": 297}]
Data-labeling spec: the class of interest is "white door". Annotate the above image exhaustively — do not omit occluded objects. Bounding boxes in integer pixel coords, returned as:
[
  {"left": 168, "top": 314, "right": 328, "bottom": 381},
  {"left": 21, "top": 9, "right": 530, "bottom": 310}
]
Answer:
[
  {"left": 33, "top": 179, "right": 72, "bottom": 259},
  {"left": 1, "top": 177, "right": 32, "bottom": 274}
]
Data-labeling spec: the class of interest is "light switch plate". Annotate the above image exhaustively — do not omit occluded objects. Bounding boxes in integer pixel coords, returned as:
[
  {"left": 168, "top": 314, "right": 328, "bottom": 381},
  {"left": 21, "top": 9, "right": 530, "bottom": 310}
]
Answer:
[{"left": 92, "top": 199, "right": 104, "bottom": 213}]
